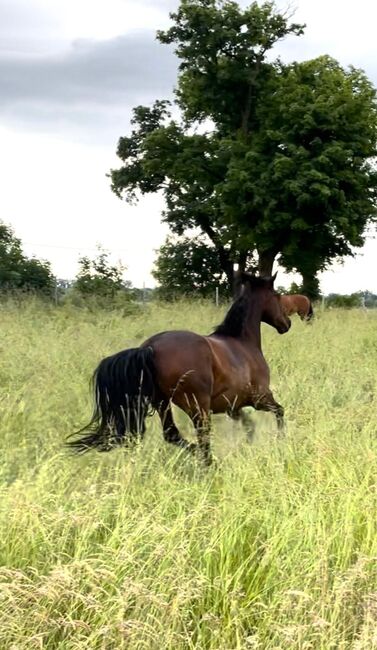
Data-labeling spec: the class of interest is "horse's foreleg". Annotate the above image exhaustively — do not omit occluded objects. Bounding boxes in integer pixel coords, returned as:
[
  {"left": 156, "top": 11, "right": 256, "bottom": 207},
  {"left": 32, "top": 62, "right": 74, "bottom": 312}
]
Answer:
[
  {"left": 254, "top": 391, "right": 285, "bottom": 437},
  {"left": 159, "top": 401, "right": 196, "bottom": 452}
]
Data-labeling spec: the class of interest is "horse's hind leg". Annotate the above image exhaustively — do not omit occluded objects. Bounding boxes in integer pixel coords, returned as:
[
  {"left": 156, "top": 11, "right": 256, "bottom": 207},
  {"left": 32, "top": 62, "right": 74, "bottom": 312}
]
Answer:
[
  {"left": 193, "top": 411, "right": 213, "bottom": 465},
  {"left": 231, "top": 408, "right": 256, "bottom": 443},
  {"left": 175, "top": 382, "right": 214, "bottom": 465},
  {"left": 159, "top": 400, "right": 196, "bottom": 453},
  {"left": 240, "top": 408, "right": 256, "bottom": 443}
]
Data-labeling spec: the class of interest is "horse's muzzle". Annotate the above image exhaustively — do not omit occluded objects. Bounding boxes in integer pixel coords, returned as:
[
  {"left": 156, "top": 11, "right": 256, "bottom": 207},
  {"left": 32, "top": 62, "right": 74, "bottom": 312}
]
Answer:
[{"left": 278, "top": 318, "right": 291, "bottom": 334}]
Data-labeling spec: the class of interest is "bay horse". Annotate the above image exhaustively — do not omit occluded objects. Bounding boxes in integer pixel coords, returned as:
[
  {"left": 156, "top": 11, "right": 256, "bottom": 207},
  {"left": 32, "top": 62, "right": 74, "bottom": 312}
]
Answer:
[
  {"left": 68, "top": 273, "right": 291, "bottom": 465},
  {"left": 280, "top": 294, "right": 314, "bottom": 321}
]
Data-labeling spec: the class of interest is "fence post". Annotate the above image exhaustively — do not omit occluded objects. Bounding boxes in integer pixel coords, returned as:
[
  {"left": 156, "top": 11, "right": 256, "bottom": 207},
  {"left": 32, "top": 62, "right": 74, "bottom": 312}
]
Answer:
[{"left": 233, "top": 263, "right": 240, "bottom": 298}]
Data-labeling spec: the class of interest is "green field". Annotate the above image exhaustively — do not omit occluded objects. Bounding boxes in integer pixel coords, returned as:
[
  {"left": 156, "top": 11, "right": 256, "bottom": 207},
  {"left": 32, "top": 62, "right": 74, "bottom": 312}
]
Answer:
[{"left": 0, "top": 299, "right": 376, "bottom": 649}]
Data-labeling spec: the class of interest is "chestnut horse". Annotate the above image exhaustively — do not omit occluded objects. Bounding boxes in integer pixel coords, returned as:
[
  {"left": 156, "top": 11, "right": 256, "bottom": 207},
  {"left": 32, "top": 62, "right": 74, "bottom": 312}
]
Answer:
[
  {"left": 280, "top": 294, "right": 314, "bottom": 321},
  {"left": 68, "top": 273, "right": 291, "bottom": 465}
]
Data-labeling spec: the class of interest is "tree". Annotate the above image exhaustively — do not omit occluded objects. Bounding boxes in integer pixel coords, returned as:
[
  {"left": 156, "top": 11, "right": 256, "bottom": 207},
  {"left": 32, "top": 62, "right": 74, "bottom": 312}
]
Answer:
[
  {"left": 325, "top": 293, "right": 362, "bottom": 308},
  {"left": 254, "top": 57, "right": 377, "bottom": 297},
  {"left": 153, "top": 234, "right": 230, "bottom": 299},
  {"left": 110, "top": 0, "right": 377, "bottom": 293},
  {"left": 0, "top": 221, "right": 55, "bottom": 293},
  {"left": 74, "top": 247, "right": 131, "bottom": 299},
  {"left": 110, "top": 1, "right": 303, "bottom": 287}
]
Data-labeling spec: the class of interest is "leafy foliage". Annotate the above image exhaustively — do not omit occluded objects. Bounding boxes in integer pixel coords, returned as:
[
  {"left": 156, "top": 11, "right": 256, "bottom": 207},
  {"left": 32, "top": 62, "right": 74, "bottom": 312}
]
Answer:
[
  {"left": 325, "top": 290, "right": 377, "bottom": 308},
  {"left": 153, "top": 235, "right": 230, "bottom": 299},
  {"left": 157, "top": 0, "right": 304, "bottom": 130},
  {"left": 74, "top": 247, "right": 131, "bottom": 301},
  {"left": 263, "top": 58, "right": 377, "bottom": 289},
  {"left": 0, "top": 221, "right": 55, "bottom": 294}
]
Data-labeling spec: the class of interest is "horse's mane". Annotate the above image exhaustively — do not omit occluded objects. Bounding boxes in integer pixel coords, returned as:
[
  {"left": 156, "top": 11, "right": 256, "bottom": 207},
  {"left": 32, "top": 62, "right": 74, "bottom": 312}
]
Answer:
[
  {"left": 211, "top": 277, "right": 272, "bottom": 338},
  {"left": 211, "top": 294, "right": 249, "bottom": 338}
]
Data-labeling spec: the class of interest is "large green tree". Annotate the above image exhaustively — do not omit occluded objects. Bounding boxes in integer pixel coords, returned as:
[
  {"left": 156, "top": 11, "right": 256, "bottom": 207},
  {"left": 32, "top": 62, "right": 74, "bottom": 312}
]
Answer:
[
  {"left": 221, "top": 56, "right": 377, "bottom": 296},
  {"left": 110, "top": 0, "right": 377, "bottom": 295}
]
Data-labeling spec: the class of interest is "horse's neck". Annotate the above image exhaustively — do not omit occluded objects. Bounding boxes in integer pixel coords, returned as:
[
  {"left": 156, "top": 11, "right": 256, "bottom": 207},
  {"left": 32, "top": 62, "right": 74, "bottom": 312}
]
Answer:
[{"left": 243, "top": 294, "right": 262, "bottom": 349}]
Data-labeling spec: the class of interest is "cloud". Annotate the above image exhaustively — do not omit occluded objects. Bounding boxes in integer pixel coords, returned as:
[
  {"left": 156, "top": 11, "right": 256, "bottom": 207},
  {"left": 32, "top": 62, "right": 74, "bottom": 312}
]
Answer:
[
  {"left": 0, "top": 0, "right": 178, "bottom": 53},
  {"left": 0, "top": 31, "right": 178, "bottom": 143},
  {"left": 2, "top": 0, "right": 375, "bottom": 146}
]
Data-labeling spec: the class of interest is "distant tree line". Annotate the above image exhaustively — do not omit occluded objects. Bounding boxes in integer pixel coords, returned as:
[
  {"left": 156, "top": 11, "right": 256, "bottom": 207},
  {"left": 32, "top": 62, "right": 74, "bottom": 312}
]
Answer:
[
  {"left": 325, "top": 291, "right": 377, "bottom": 308},
  {"left": 0, "top": 221, "right": 136, "bottom": 306},
  {"left": 1, "top": 220, "right": 375, "bottom": 308}
]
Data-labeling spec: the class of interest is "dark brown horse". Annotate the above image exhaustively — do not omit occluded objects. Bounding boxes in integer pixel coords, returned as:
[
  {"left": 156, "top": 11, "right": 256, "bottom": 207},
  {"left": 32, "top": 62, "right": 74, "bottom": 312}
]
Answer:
[
  {"left": 68, "top": 273, "right": 291, "bottom": 465},
  {"left": 280, "top": 294, "right": 314, "bottom": 321}
]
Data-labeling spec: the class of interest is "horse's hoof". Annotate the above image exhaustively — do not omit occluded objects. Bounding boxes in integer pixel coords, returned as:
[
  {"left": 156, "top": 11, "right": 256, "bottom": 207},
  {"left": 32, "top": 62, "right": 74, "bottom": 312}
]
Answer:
[
  {"left": 204, "top": 454, "right": 220, "bottom": 468},
  {"left": 246, "top": 430, "right": 256, "bottom": 444}
]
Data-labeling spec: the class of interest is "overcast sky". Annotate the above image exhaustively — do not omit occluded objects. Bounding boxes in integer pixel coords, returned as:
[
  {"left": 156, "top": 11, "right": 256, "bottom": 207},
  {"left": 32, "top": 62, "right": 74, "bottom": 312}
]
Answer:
[{"left": 0, "top": 0, "right": 376, "bottom": 291}]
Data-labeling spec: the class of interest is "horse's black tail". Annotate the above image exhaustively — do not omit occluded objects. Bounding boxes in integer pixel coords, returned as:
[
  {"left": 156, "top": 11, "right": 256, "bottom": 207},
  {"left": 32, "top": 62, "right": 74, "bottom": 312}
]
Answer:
[
  {"left": 67, "top": 346, "right": 157, "bottom": 453},
  {"left": 306, "top": 301, "right": 314, "bottom": 321}
]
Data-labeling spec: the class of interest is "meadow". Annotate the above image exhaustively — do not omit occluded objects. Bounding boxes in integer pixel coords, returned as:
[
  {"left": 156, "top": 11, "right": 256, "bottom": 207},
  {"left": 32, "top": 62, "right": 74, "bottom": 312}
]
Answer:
[{"left": 0, "top": 298, "right": 376, "bottom": 649}]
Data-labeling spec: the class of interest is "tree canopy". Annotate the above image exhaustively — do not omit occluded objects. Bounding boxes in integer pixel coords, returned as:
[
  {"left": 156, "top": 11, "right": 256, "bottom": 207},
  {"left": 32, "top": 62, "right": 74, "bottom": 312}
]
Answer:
[
  {"left": 110, "top": 0, "right": 377, "bottom": 298},
  {"left": 74, "top": 247, "right": 131, "bottom": 299},
  {"left": 0, "top": 221, "right": 55, "bottom": 294},
  {"left": 152, "top": 234, "right": 230, "bottom": 299}
]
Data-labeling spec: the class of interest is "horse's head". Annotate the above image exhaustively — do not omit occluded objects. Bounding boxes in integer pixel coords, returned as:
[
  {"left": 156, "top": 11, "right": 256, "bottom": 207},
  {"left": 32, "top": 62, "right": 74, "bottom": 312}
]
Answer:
[{"left": 241, "top": 271, "right": 291, "bottom": 334}]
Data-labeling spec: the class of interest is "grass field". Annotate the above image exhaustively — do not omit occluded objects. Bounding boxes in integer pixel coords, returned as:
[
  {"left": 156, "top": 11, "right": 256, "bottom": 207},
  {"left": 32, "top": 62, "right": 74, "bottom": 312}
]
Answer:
[{"left": 0, "top": 298, "right": 376, "bottom": 649}]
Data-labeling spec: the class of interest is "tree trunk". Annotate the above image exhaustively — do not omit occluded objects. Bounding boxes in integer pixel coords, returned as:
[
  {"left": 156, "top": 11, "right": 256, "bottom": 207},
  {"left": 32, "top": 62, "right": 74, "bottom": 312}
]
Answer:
[
  {"left": 194, "top": 215, "right": 235, "bottom": 295},
  {"left": 238, "top": 251, "right": 248, "bottom": 273},
  {"left": 301, "top": 271, "right": 320, "bottom": 300},
  {"left": 223, "top": 261, "right": 234, "bottom": 293},
  {"left": 258, "top": 249, "right": 276, "bottom": 277}
]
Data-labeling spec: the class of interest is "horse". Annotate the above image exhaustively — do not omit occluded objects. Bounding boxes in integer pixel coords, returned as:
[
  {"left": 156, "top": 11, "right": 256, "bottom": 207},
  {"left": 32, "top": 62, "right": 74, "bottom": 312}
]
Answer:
[
  {"left": 67, "top": 272, "right": 291, "bottom": 465},
  {"left": 280, "top": 294, "right": 314, "bottom": 321}
]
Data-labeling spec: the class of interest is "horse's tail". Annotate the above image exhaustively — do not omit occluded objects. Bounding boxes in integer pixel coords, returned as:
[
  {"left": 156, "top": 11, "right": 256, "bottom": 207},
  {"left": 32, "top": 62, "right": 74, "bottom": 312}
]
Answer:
[
  {"left": 66, "top": 346, "right": 157, "bottom": 453},
  {"left": 306, "top": 300, "right": 314, "bottom": 321}
]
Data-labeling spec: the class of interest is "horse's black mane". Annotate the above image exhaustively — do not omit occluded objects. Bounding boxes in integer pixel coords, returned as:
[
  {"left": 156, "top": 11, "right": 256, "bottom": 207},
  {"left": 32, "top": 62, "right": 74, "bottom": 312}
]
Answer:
[
  {"left": 211, "top": 294, "right": 249, "bottom": 338},
  {"left": 211, "top": 276, "right": 271, "bottom": 338}
]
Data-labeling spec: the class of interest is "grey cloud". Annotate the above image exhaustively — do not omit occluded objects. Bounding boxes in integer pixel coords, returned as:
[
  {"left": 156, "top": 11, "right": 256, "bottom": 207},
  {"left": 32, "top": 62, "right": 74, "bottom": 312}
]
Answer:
[{"left": 0, "top": 32, "right": 178, "bottom": 142}]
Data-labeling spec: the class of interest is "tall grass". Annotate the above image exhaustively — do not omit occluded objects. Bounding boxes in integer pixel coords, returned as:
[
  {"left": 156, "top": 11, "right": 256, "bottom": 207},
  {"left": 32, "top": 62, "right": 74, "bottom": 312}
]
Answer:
[{"left": 0, "top": 298, "right": 376, "bottom": 649}]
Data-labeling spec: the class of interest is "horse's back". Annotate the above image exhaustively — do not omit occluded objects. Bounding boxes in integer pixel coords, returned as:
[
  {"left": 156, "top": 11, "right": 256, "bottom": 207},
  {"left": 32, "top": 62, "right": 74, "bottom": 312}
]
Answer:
[
  {"left": 144, "top": 329, "right": 209, "bottom": 352},
  {"left": 281, "top": 293, "right": 312, "bottom": 318}
]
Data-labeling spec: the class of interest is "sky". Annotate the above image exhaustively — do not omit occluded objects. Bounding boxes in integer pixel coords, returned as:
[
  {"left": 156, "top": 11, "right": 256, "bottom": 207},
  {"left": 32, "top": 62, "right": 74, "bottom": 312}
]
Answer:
[{"left": 0, "top": 0, "right": 376, "bottom": 292}]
